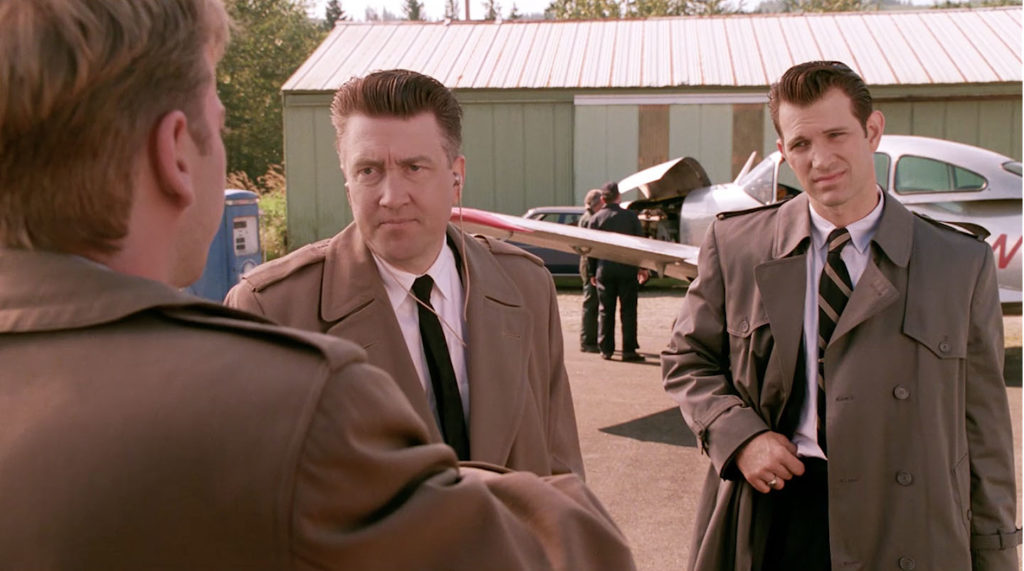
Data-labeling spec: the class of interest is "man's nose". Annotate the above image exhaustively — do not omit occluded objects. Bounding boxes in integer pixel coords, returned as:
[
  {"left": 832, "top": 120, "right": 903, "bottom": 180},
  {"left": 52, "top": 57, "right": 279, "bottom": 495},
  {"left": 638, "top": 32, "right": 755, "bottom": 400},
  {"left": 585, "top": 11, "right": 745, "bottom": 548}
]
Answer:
[
  {"left": 810, "top": 145, "right": 834, "bottom": 171},
  {"left": 378, "top": 173, "right": 411, "bottom": 207}
]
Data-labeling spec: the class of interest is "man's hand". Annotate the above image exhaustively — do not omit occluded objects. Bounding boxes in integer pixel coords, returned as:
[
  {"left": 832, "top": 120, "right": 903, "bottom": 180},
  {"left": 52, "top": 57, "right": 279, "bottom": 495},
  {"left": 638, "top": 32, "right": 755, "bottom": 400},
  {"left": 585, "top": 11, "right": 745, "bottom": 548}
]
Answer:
[
  {"left": 590, "top": 277, "right": 597, "bottom": 286},
  {"left": 735, "top": 432, "right": 805, "bottom": 494},
  {"left": 637, "top": 269, "right": 650, "bottom": 285}
]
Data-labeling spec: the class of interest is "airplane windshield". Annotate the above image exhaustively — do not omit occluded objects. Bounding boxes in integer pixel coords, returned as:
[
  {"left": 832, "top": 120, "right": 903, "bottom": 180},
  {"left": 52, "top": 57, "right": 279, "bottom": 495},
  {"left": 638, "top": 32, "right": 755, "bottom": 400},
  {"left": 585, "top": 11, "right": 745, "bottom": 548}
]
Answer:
[{"left": 736, "top": 157, "right": 777, "bottom": 205}]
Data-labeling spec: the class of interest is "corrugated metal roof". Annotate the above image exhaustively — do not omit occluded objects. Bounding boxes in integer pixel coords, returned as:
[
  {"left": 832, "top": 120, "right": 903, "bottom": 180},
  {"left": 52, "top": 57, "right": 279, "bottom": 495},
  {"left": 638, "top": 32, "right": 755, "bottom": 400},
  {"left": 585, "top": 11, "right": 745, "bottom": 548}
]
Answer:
[{"left": 283, "top": 8, "right": 1021, "bottom": 92}]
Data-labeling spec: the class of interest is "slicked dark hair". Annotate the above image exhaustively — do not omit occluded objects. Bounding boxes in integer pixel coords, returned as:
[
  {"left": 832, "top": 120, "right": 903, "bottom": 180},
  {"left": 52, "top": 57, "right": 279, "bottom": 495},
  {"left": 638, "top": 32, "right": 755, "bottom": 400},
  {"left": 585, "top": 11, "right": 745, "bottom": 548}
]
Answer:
[
  {"left": 768, "top": 61, "right": 873, "bottom": 140},
  {"left": 330, "top": 69, "right": 462, "bottom": 163}
]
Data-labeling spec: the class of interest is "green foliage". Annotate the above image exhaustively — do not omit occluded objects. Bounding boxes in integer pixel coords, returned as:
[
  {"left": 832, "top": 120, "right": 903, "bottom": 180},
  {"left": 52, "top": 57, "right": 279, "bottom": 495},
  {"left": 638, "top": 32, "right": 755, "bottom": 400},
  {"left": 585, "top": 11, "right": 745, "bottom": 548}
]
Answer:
[
  {"left": 548, "top": 0, "right": 735, "bottom": 18},
  {"left": 624, "top": 0, "right": 686, "bottom": 16},
  {"left": 227, "top": 167, "right": 289, "bottom": 261},
  {"left": 218, "top": 0, "right": 325, "bottom": 183},
  {"left": 545, "top": 0, "right": 621, "bottom": 19},
  {"left": 404, "top": 0, "right": 425, "bottom": 19},
  {"left": 690, "top": 0, "right": 735, "bottom": 14},
  {"left": 780, "top": 0, "right": 871, "bottom": 9},
  {"left": 508, "top": 2, "right": 523, "bottom": 17},
  {"left": 324, "top": 0, "right": 348, "bottom": 29}
]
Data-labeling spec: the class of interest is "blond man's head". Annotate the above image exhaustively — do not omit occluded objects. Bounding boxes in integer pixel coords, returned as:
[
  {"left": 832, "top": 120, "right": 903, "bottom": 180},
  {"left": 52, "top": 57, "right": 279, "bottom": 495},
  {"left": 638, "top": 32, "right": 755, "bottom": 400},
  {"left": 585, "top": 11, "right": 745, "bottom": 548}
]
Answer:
[{"left": 0, "top": 0, "right": 229, "bottom": 254}]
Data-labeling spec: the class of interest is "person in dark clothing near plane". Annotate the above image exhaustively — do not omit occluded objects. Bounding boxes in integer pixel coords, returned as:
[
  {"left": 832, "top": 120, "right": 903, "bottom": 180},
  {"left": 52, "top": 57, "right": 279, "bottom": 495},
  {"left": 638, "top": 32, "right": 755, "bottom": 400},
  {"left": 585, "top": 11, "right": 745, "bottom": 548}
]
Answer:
[
  {"left": 588, "top": 181, "right": 649, "bottom": 362},
  {"left": 578, "top": 188, "right": 603, "bottom": 354}
]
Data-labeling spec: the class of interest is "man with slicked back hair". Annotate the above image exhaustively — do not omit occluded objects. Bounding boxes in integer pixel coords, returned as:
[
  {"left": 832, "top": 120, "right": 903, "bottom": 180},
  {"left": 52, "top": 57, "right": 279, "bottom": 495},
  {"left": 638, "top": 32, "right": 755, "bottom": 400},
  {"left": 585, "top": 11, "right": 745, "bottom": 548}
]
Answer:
[
  {"left": 663, "top": 60, "right": 1019, "bottom": 570},
  {"left": 226, "top": 69, "right": 586, "bottom": 479}
]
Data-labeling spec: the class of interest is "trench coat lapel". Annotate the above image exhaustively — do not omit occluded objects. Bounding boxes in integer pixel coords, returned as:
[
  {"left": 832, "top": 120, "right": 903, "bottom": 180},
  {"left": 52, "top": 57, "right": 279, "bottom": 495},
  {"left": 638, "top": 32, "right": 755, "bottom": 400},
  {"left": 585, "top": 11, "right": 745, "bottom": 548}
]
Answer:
[
  {"left": 830, "top": 196, "right": 911, "bottom": 344},
  {"left": 453, "top": 226, "right": 529, "bottom": 465},
  {"left": 318, "top": 225, "right": 443, "bottom": 442},
  {"left": 753, "top": 195, "right": 812, "bottom": 420}
]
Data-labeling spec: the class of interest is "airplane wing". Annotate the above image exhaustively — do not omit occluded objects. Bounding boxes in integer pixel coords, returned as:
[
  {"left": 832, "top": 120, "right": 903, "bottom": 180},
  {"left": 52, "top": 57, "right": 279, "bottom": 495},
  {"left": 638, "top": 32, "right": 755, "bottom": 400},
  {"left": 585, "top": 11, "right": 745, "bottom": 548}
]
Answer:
[{"left": 451, "top": 207, "right": 700, "bottom": 281}]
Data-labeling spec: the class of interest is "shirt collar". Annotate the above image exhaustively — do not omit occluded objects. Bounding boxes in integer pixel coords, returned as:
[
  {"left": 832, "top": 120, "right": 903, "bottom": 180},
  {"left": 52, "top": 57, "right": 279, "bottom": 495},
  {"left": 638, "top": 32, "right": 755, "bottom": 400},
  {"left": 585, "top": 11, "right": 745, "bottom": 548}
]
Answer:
[
  {"left": 373, "top": 239, "right": 457, "bottom": 308},
  {"left": 808, "top": 187, "right": 885, "bottom": 255}
]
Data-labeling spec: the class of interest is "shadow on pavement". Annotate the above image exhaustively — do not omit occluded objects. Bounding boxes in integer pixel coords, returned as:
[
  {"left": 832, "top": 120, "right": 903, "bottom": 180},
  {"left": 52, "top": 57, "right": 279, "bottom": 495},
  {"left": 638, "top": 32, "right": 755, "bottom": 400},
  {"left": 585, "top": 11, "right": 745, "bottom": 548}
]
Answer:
[
  {"left": 596, "top": 347, "right": 1020, "bottom": 447},
  {"left": 600, "top": 407, "right": 697, "bottom": 447},
  {"left": 1006, "top": 347, "right": 1021, "bottom": 387}
]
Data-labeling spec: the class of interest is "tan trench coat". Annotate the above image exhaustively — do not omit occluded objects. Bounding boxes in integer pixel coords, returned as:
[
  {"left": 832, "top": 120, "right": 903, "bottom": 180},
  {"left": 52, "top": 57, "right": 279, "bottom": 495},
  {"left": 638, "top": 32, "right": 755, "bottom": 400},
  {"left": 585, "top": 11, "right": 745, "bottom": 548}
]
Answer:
[
  {"left": 225, "top": 223, "right": 584, "bottom": 477},
  {"left": 662, "top": 194, "right": 1019, "bottom": 570},
  {"left": 0, "top": 249, "right": 634, "bottom": 569}
]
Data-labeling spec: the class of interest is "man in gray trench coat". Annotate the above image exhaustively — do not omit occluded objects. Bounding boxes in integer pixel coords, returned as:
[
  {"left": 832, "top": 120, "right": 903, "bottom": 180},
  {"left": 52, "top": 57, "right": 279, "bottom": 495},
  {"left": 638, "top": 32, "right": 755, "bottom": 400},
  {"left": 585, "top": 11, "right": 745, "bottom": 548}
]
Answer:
[{"left": 662, "top": 60, "right": 1019, "bottom": 570}]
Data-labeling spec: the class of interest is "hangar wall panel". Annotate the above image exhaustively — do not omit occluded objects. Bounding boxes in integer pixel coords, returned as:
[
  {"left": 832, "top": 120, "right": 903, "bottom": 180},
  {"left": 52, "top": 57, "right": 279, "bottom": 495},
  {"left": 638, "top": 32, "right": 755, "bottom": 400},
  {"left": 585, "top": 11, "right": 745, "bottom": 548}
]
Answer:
[
  {"left": 573, "top": 106, "right": 639, "bottom": 201},
  {"left": 668, "top": 105, "right": 733, "bottom": 184},
  {"left": 283, "top": 89, "right": 1020, "bottom": 252},
  {"left": 283, "top": 97, "right": 348, "bottom": 247},
  {"left": 460, "top": 102, "right": 575, "bottom": 215},
  {"left": 875, "top": 97, "right": 1022, "bottom": 159}
]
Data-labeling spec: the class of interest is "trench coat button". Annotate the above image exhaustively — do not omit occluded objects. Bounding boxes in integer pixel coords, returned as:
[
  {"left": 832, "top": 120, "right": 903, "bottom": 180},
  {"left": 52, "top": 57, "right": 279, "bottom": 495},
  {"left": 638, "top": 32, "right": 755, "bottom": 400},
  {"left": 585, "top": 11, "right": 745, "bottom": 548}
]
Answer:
[
  {"left": 739, "top": 319, "right": 749, "bottom": 333},
  {"left": 898, "top": 556, "right": 916, "bottom": 570},
  {"left": 893, "top": 385, "right": 910, "bottom": 400},
  {"left": 939, "top": 341, "right": 950, "bottom": 353},
  {"left": 896, "top": 471, "right": 913, "bottom": 486}
]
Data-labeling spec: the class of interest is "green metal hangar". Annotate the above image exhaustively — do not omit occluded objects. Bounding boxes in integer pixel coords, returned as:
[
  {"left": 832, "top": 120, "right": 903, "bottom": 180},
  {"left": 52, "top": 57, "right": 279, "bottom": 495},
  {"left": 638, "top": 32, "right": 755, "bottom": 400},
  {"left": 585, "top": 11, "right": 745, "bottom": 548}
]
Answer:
[{"left": 281, "top": 7, "right": 1021, "bottom": 247}]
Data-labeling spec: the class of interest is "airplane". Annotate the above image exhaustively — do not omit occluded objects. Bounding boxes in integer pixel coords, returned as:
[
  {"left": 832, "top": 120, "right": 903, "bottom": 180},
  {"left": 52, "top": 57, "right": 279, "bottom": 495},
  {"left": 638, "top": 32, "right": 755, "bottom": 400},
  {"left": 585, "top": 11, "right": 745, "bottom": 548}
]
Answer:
[{"left": 452, "top": 135, "right": 1022, "bottom": 307}]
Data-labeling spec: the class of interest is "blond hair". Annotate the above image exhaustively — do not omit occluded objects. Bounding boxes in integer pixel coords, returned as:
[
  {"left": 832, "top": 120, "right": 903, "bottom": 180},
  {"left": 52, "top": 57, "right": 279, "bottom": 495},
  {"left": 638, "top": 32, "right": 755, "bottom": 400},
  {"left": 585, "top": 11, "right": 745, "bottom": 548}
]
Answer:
[{"left": 0, "top": 0, "right": 229, "bottom": 253}]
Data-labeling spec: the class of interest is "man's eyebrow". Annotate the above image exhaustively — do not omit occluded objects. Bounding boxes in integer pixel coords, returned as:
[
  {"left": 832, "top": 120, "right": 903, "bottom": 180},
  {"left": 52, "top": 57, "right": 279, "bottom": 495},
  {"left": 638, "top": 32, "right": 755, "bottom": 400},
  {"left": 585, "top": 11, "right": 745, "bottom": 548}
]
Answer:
[
  {"left": 396, "top": 155, "right": 434, "bottom": 166},
  {"left": 350, "top": 156, "right": 384, "bottom": 169}
]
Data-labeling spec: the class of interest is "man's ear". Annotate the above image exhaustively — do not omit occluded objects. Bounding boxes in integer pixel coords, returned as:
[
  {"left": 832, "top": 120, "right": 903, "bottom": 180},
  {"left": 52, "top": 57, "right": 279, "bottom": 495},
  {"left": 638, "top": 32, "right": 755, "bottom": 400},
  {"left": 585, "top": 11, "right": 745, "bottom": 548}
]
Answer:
[
  {"left": 866, "top": 110, "right": 885, "bottom": 151},
  {"left": 151, "top": 110, "right": 195, "bottom": 208},
  {"left": 451, "top": 155, "right": 466, "bottom": 204},
  {"left": 776, "top": 137, "right": 785, "bottom": 160}
]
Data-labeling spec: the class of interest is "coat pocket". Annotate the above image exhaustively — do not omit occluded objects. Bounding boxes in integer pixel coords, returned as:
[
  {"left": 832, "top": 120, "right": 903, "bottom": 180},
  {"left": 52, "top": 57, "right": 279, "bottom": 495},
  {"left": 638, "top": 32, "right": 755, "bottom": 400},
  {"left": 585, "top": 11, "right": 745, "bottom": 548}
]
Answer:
[
  {"left": 725, "top": 305, "right": 773, "bottom": 401},
  {"left": 902, "top": 307, "right": 966, "bottom": 360}
]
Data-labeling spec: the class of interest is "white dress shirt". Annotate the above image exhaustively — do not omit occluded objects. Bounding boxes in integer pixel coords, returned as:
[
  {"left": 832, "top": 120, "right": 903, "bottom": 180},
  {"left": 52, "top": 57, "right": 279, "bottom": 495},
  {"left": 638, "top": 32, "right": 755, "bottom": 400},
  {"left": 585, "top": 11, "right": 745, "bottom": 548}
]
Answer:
[
  {"left": 794, "top": 189, "right": 885, "bottom": 459},
  {"left": 373, "top": 242, "right": 470, "bottom": 428}
]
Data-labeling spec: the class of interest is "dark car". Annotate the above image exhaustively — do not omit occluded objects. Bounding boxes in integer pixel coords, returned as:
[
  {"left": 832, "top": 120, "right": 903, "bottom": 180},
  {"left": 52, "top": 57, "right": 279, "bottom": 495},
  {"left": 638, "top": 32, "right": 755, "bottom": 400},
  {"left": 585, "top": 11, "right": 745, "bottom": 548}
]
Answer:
[{"left": 513, "top": 206, "right": 585, "bottom": 278}]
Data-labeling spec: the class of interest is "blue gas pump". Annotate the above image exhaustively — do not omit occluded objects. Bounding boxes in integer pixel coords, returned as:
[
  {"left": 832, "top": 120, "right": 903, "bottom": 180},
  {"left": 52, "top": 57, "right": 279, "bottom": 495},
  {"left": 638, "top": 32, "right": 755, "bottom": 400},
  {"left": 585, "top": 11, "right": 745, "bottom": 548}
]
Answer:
[{"left": 185, "top": 189, "right": 262, "bottom": 301}]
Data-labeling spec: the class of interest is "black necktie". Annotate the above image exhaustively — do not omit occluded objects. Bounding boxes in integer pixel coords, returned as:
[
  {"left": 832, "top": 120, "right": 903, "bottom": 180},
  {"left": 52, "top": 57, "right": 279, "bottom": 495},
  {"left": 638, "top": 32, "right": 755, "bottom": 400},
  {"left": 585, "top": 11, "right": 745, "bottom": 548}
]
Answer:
[
  {"left": 412, "top": 275, "right": 470, "bottom": 460},
  {"left": 817, "top": 227, "right": 853, "bottom": 453}
]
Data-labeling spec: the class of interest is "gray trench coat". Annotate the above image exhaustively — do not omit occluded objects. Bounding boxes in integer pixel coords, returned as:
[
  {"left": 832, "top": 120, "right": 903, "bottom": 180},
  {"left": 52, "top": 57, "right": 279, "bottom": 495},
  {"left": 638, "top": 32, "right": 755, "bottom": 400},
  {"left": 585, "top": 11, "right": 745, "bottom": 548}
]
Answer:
[{"left": 663, "top": 194, "right": 1019, "bottom": 570}]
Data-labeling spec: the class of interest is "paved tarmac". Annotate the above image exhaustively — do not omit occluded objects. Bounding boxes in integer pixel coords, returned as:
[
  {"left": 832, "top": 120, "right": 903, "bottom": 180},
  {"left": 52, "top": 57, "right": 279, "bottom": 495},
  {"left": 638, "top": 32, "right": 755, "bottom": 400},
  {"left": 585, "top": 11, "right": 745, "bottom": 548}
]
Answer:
[{"left": 556, "top": 286, "right": 1023, "bottom": 571}]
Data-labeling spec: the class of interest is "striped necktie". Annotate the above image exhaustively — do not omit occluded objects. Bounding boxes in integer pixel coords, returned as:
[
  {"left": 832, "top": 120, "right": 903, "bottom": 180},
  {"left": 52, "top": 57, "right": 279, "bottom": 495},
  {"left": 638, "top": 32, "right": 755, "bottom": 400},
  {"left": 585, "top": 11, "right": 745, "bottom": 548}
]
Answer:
[{"left": 817, "top": 227, "right": 853, "bottom": 454}]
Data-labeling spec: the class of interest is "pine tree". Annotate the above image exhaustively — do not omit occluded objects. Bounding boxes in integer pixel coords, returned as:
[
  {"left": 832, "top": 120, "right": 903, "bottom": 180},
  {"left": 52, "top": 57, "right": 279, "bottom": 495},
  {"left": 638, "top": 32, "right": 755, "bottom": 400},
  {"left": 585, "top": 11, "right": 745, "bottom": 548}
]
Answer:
[
  {"left": 404, "top": 0, "right": 425, "bottom": 19},
  {"left": 783, "top": 0, "right": 869, "bottom": 10},
  {"left": 483, "top": 0, "right": 501, "bottom": 19},
  {"left": 507, "top": 2, "right": 523, "bottom": 18},
  {"left": 323, "top": 0, "right": 347, "bottom": 30},
  {"left": 544, "top": 0, "right": 621, "bottom": 19},
  {"left": 445, "top": 0, "right": 461, "bottom": 19}
]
